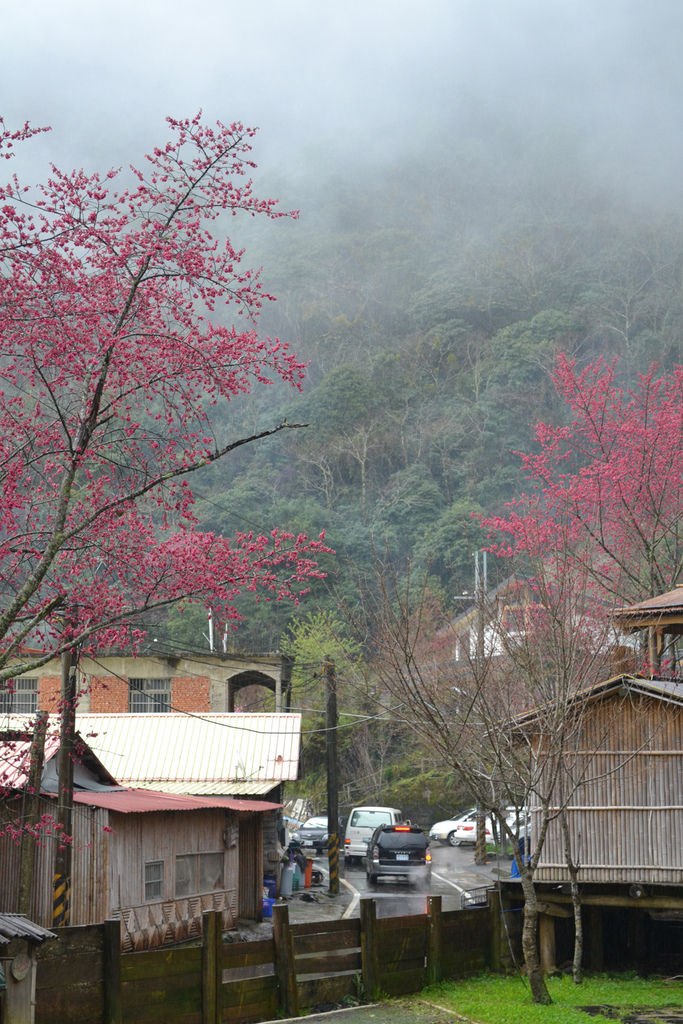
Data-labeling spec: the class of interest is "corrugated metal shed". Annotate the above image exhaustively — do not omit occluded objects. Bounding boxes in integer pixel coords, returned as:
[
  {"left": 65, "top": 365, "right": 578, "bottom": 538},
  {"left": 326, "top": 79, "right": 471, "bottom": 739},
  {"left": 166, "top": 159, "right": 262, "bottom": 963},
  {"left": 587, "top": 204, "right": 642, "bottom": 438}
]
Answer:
[
  {"left": 66, "top": 789, "right": 282, "bottom": 814},
  {"left": 75, "top": 712, "right": 301, "bottom": 794}
]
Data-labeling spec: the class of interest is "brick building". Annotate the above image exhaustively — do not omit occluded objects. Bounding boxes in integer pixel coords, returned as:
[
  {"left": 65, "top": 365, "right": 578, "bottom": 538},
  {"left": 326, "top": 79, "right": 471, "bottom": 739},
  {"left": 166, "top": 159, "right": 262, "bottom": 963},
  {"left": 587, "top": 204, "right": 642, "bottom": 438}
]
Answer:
[{"left": 0, "top": 650, "right": 293, "bottom": 716}]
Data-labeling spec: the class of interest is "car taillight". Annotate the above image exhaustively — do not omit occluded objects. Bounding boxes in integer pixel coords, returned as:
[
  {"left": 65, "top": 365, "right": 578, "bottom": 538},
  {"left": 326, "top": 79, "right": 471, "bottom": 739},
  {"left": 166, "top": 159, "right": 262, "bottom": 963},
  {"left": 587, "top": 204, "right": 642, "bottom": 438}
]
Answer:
[
  {"left": 394, "top": 826, "right": 411, "bottom": 831},
  {"left": 425, "top": 851, "right": 432, "bottom": 862},
  {"left": 345, "top": 838, "right": 350, "bottom": 845},
  {"left": 372, "top": 848, "right": 379, "bottom": 862}
]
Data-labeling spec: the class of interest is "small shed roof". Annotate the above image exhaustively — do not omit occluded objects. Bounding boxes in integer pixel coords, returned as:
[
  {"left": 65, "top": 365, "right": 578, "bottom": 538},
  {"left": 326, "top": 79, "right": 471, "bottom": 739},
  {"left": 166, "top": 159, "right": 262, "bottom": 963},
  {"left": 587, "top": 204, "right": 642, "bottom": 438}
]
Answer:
[
  {"left": 0, "top": 914, "right": 56, "bottom": 944},
  {"left": 74, "top": 712, "right": 301, "bottom": 794},
  {"left": 613, "top": 586, "right": 683, "bottom": 631}
]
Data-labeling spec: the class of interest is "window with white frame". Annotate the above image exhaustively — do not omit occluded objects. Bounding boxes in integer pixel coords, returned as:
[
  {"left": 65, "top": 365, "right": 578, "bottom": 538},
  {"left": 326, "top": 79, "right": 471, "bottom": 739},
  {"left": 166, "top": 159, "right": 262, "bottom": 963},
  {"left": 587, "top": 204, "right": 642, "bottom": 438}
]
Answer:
[
  {"left": 0, "top": 677, "right": 38, "bottom": 714},
  {"left": 129, "top": 678, "right": 171, "bottom": 713},
  {"left": 144, "top": 860, "right": 164, "bottom": 901},
  {"left": 175, "top": 853, "right": 224, "bottom": 898}
]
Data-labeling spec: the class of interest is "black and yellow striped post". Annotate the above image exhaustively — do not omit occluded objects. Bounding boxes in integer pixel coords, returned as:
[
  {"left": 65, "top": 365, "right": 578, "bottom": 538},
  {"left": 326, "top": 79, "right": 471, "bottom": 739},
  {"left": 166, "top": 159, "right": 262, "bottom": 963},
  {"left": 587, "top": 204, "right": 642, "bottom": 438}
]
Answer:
[
  {"left": 328, "top": 831, "right": 339, "bottom": 896},
  {"left": 53, "top": 872, "right": 70, "bottom": 926}
]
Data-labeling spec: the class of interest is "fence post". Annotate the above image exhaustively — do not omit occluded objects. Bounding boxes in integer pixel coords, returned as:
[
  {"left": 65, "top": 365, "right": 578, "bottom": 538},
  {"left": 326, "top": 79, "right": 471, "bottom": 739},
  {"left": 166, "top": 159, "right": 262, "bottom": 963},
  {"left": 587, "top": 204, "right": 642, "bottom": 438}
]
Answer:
[
  {"left": 488, "top": 888, "right": 502, "bottom": 971},
  {"left": 426, "top": 895, "right": 442, "bottom": 985},
  {"left": 202, "top": 909, "right": 221, "bottom": 1024},
  {"left": 273, "top": 903, "right": 299, "bottom": 1018},
  {"left": 103, "top": 919, "right": 122, "bottom": 1024},
  {"left": 360, "top": 898, "right": 380, "bottom": 1001}
]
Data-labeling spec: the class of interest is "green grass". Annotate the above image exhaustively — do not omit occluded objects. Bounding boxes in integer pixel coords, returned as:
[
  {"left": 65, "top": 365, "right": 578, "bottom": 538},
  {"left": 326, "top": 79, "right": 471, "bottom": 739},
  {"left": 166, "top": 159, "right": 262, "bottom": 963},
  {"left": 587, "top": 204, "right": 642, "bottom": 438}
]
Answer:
[{"left": 420, "top": 972, "right": 683, "bottom": 1024}]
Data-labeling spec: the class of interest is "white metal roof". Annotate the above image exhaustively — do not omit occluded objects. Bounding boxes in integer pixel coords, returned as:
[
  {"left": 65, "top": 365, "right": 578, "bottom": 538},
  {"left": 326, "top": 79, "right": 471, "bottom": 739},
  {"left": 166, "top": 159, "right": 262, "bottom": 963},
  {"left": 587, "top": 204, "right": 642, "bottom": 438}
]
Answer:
[
  {"left": 0, "top": 712, "right": 299, "bottom": 795},
  {"left": 73, "top": 713, "right": 301, "bottom": 793}
]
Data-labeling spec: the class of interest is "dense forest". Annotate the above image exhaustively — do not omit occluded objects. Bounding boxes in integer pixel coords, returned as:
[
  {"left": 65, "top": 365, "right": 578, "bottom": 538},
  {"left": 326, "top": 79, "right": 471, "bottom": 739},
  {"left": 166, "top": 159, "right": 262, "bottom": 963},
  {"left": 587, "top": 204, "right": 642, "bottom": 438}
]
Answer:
[{"left": 153, "top": 126, "right": 683, "bottom": 819}]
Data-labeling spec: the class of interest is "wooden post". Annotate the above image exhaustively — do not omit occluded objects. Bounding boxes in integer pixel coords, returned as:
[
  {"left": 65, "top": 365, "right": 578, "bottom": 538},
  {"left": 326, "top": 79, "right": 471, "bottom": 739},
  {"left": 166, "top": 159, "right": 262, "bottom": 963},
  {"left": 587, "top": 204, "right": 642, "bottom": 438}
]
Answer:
[
  {"left": 103, "top": 919, "right": 122, "bottom": 1024},
  {"left": 53, "top": 647, "right": 77, "bottom": 926},
  {"left": 18, "top": 711, "right": 48, "bottom": 917},
  {"left": 426, "top": 895, "right": 442, "bottom": 986},
  {"left": 539, "top": 913, "right": 556, "bottom": 975},
  {"left": 273, "top": 903, "right": 298, "bottom": 1018},
  {"left": 325, "top": 656, "right": 339, "bottom": 895},
  {"left": 488, "top": 888, "right": 502, "bottom": 972},
  {"left": 202, "top": 909, "right": 221, "bottom": 1024},
  {"left": 360, "top": 898, "right": 380, "bottom": 1001}
]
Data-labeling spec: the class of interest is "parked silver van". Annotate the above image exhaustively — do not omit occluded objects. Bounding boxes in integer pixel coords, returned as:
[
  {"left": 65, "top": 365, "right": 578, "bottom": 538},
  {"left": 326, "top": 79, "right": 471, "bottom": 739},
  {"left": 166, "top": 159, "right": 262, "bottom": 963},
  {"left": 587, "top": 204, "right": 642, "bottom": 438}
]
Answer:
[{"left": 344, "top": 806, "right": 403, "bottom": 864}]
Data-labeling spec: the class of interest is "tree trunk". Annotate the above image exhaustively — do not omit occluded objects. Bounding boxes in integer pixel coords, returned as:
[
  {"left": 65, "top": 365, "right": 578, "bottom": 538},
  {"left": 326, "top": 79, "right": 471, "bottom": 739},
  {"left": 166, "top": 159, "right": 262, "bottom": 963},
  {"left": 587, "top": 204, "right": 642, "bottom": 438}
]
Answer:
[
  {"left": 560, "top": 809, "right": 583, "bottom": 983},
  {"left": 518, "top": 866, "right": 552, "bottom": 1004}
]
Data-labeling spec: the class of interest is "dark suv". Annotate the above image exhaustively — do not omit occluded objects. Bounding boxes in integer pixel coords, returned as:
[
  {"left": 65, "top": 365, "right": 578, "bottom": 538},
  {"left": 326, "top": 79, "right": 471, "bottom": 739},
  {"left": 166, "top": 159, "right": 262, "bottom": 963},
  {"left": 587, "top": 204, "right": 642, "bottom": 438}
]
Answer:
[{"left": 365, "top": 824, "right": 431, "bottom": 887}]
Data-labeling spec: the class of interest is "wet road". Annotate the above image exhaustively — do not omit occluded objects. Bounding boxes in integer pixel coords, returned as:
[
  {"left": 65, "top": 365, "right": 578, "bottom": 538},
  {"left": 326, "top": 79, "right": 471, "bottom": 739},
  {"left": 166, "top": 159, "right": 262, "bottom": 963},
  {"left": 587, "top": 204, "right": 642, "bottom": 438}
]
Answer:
[{"left": 309, "top": 842, "right": 507, "bottom": 919}]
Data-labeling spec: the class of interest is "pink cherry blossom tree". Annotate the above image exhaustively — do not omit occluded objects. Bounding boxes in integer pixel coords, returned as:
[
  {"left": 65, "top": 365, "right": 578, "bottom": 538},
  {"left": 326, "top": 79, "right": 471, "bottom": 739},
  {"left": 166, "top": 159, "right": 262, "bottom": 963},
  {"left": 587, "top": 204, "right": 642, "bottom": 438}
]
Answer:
[
  {"left": 0, "top": 114, "right": 328, "bottom": 680},
  {"left": 483, "top": 354, "right": 683, "bottom": 611}
]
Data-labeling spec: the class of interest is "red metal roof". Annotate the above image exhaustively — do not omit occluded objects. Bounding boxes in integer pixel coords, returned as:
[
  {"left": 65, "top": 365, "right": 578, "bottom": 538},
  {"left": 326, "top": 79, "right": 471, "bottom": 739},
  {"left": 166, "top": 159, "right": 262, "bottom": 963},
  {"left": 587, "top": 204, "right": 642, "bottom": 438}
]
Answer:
[{"left": 63, "top": 788, "right": 282, "bottom": 814}]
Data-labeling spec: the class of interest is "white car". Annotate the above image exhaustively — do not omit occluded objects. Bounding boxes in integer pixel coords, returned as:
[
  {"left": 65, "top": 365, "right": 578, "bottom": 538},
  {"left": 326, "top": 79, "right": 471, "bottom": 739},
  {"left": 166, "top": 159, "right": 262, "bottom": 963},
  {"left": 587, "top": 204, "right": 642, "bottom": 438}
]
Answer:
[{"left": 429, "top": 809, "right": 483, "bottom": 847}]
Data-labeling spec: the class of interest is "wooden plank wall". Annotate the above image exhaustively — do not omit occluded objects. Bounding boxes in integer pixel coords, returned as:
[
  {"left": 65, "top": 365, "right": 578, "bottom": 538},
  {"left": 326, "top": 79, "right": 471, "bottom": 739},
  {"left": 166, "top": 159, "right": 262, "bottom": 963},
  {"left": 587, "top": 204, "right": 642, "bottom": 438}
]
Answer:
[
  {"left": 292, "top": 917, "right": 362, "bottom": 1007},
  {"left": 120, "top": 946, "right": 203, "bottom": 1024},
  {"left": 33, "top": 925, "right": 105, "bottom": 1024},
  {"left": 31, "top": 899, "right": 496, "bottom": 1024},
  {"left": 375, "top": 912, "right": 428, "bottom": 996}
]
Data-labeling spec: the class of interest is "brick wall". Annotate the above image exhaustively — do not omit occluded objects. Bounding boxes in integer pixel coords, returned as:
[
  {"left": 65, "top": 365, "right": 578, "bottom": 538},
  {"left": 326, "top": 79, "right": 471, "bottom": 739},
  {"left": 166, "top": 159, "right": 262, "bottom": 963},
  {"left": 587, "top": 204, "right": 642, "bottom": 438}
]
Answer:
[
  {"left": 38, "top": 675, "right": 61, "bottom": 712},
  {"left": 89, "top": 675, "right": 129, "bottom": 712},
  {"left": 172, "top": 675, "right": 211, "bottom": 712},
  {"left": 39, "top": 673, "right": 213, "bottom": 714}
]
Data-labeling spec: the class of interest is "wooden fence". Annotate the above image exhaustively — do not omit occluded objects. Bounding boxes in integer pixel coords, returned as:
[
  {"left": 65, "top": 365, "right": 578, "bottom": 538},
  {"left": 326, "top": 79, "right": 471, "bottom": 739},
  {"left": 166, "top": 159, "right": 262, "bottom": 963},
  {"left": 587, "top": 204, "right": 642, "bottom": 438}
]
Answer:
[{"left": 29, "top": 894, "right": 500, "bottom": 1024}]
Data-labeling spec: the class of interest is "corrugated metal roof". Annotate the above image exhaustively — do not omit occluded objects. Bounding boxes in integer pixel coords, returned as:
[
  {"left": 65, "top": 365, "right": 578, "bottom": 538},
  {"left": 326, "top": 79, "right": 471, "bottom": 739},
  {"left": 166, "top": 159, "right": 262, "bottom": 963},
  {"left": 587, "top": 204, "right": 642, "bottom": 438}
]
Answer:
[
  {"left": 74, "top": 713, "right": 301, "bottom": 792},
  {"left": 0, "top": 735, "right": 61, "bottom": 790},
  {"left": 132, "top": 779, "right": 283, "bottom": 796},
  {"left": 0, "top": 914, "right": 56, "bottom": 944},
  {"left": 63, "top": 788, "right": 282, "bottom": 814}
]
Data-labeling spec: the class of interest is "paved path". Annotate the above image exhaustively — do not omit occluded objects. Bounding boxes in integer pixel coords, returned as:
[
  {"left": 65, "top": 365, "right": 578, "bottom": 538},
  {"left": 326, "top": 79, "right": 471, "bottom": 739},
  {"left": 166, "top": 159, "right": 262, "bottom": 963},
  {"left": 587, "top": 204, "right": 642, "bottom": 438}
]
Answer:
[{"left": 262, "top": 998, "right": 462, "bottom": 1024}]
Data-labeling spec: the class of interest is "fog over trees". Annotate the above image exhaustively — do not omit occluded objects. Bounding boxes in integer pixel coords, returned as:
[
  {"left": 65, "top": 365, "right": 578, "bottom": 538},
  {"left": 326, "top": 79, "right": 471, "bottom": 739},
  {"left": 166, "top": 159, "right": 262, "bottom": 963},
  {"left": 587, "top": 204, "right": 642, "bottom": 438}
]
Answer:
[{"left": 3, "top": 1, "right": 683, "bottom": 814}]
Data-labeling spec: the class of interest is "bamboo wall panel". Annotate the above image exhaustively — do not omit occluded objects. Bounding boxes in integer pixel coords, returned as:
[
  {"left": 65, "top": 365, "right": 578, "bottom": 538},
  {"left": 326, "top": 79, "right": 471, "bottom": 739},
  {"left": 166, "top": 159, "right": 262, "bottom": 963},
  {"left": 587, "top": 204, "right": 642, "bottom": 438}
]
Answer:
[
  {"left": 238, "top": 813, "right": 262, "bottom": 919},
  {"left": 533, "top": 692, "right": 683, "bottom": 883}
]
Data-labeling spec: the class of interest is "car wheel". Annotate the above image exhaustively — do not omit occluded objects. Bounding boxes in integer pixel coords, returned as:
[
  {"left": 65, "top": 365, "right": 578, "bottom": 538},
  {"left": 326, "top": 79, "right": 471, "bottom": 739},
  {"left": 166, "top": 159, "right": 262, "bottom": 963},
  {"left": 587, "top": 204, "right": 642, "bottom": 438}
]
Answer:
[
  {"left": 367, "top": 871, "right": 378, "bottom": 884},
  {"left": 447, "top": 831, "right": 461, "bottom": 847}
]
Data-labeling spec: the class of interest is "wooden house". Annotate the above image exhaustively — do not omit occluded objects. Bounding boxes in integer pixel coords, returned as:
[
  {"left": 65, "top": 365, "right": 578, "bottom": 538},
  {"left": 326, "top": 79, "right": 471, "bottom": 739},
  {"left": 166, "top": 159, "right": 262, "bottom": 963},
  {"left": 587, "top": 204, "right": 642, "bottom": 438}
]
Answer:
[
  {"left": 504, "top": 674, "right": 683, "bottom": 973},
  {"left": 0, "top": 731, "right": 282, "bottom": 949}
]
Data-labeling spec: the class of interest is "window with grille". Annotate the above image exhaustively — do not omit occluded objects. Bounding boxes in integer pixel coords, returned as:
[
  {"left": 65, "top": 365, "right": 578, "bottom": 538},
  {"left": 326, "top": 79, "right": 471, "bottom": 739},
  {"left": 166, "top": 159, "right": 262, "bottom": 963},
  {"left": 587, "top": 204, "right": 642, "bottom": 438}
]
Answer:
[
  {"left": 0, "top": 677, "right": 38, "bottom": 714},
  {"left": 175, "top": 853, "right": 224, "bottom": 897},
  {"left": 144, "top": 861, "right": 164, "bottom": 901},
  {"left": 129, "top": 678, "right": 171, "bottom": 713}
]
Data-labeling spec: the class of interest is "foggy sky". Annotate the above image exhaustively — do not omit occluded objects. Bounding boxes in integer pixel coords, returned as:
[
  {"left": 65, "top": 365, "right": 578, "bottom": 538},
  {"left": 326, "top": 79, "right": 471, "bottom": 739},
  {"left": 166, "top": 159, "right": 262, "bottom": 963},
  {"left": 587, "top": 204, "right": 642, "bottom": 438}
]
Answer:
[{"left": 3, "top": 1, "right": 683, "bottom": 203}]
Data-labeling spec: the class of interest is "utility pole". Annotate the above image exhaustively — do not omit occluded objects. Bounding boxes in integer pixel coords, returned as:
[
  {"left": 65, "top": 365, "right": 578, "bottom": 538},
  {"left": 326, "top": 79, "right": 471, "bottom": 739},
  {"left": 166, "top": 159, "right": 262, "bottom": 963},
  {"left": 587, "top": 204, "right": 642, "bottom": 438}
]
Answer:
[
  {"left": 474, "top": 550, "right": 488, "bottom": 866},
  {"left": 53, "top": 644, "right": 78, "bottom": 926},
  {"left": 18, "top": 711, "right": 48, "bottom": 917},
  {"left": 324, "top": 656, "right": 339, "bottom": 895}
]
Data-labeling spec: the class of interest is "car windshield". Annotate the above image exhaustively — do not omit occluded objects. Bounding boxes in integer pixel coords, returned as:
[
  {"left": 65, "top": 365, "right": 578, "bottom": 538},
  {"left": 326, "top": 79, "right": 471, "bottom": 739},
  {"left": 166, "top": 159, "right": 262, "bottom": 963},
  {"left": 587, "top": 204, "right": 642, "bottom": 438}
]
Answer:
[
  {"left": 350, "top": 810, "right": 393, "bottom": 828},
  {"left": 378, "top": 830, "right": 427, "bottom": 849},
  {"left": 303, "top": 817, "right": 327, "bottom": 828}
]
